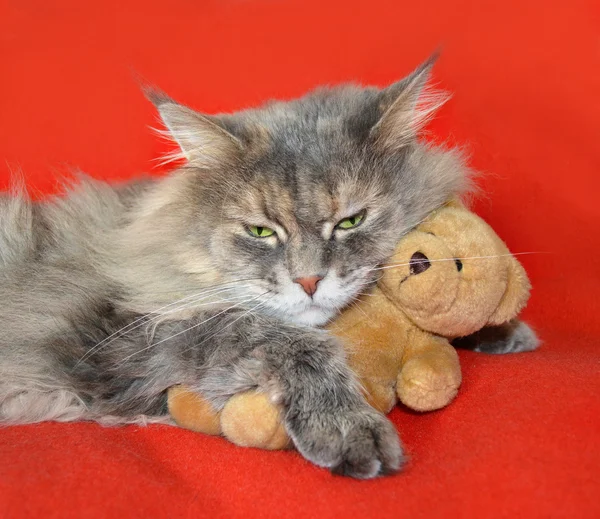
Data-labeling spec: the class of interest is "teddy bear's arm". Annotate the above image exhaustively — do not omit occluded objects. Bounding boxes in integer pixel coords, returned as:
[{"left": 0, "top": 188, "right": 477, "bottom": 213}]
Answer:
[
  {"left": 337, "top": 314, "right": 408, "bottom": 414},
  {"left": 346, "top": 340, "right": 404, "bottom": 414},
  {"left": 397, "top": 330, "right": 462, "bottom": 412},
  {"left": 327, "top": 291, "right": 418, "bottom": 414},
  {"left": 168, "top": 385, "right": 222, "bottom": 435},
  {"left": 168, "top": 385, "right": 291, "bottom": 450}
]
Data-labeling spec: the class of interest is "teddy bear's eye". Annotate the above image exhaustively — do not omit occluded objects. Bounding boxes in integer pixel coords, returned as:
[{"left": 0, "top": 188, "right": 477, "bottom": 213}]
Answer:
[{"left": 455, "top": 259, "right": 463, "bottom": 271}]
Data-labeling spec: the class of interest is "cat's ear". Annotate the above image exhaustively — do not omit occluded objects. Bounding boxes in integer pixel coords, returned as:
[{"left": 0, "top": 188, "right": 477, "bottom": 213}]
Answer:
[
  {"left": 371, "top": 55, "right": 449, "bottom": 151},
  {"left": 149, "top": 92, "right": 242, "bottom": 168}
]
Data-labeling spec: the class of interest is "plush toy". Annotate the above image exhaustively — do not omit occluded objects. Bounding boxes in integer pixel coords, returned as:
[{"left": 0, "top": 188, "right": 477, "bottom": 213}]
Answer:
[{"left": 167, "top": 203, "right": 531, "bottom": 450}]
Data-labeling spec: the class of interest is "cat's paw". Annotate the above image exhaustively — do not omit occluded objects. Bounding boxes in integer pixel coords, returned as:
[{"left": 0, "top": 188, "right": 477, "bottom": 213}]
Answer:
[
  {"left": 454, "top": 319, "right": 540, "bottom": 355},
  {"left": 288, "top": 405, "right": 404, "bottom": 479},
  {"left": 475, "top": 320, "right": 539, "bottom": 354}
]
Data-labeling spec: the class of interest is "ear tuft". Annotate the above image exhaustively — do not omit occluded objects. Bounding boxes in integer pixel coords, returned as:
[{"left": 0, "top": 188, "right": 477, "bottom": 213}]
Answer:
[
  {"left": 372, "top": 54, "right": 450, "bottom": 151},
  {"left": 149, "top": 94, "right": 242, "bottom": 169},
  {"left": 142, "top": 85, "right": 174, "bottom": 108}
]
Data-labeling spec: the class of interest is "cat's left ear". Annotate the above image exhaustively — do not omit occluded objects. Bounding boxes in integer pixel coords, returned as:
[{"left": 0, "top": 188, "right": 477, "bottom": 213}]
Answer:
[
  {"left": 148, "top": 91, "right": 242, "bottom": 169},
  {"left": 371, "top": 55, "right": 449, "bottom": 151}
]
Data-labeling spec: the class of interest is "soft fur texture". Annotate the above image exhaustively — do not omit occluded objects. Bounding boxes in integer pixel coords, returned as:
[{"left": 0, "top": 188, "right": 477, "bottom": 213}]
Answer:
[
  {"left": 0, "top": 58, "right": 520, "bottom": 478},
  {"left": 167, "top": 204, "right": 537, "bottom": 449}
]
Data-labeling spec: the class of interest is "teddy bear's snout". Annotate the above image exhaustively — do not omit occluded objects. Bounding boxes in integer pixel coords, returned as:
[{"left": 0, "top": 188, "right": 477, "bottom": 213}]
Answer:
[{"left": 409, "top": 252, "right": 431, "bottom": 275}]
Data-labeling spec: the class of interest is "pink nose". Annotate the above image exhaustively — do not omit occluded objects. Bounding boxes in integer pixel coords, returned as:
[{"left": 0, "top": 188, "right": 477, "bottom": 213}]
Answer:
[{"left": 294, "top": 275, "right": 323, "bottom": 297}]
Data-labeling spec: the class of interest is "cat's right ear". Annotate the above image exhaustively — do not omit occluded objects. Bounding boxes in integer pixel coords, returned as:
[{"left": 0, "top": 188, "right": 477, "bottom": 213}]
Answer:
[{"left": 147, "top": 91, "right": 242, "bottom": 168}]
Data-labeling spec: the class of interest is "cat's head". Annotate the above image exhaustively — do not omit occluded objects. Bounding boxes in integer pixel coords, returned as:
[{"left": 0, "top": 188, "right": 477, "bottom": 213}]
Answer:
[{"left": 141, "top": 57, "right": 470, "bottom": 326}]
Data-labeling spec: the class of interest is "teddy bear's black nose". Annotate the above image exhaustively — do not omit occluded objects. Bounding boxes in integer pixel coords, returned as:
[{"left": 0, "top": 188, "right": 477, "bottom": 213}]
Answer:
[{"left": 409, "top": 252, "right": 431, "bottom": 275}]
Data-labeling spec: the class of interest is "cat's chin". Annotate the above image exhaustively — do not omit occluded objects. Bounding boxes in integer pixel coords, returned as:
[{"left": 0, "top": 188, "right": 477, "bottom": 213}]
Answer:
[{"left": 281, "top": 306, "right": 336, "bottom": 327}]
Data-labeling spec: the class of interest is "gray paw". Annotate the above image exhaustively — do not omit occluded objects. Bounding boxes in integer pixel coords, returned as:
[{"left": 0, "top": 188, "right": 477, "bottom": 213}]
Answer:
[
  {"left": 475, "top": 321, "right": 539, "bottom": 354},
  {"left": 454, "top": 319, "right": 540, "bottom": 355},
  {"left": 289, "top": 406, "right": 404, "bottom": 479}
]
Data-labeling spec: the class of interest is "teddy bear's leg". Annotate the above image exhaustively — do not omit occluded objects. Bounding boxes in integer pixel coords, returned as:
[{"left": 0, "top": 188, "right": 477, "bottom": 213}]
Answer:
[
  {"left": 397, "top": 335, "right": 461, "bottom": 412},
  {"left": 167, "top": 385, "right": 222, "bottom": 435},
  {"left": 220, "top": 391, "right": 291, "bottom": 450}
]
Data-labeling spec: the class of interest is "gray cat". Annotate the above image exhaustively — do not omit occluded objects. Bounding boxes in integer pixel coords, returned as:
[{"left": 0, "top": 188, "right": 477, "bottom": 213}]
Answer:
[{"left": 0, "top": 58, "right": 536, "bottom": 478}]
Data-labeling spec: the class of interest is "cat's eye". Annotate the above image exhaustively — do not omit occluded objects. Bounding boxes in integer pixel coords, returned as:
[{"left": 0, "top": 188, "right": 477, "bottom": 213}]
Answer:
[
  {"left": 247, "top": 225, "right": 276, "bottom": 238},
  {"left": 335, "top": 211, "right": 365, "bottom": 230}
]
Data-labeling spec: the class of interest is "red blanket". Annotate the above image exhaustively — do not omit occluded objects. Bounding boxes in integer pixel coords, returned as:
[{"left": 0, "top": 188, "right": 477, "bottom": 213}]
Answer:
[{"left": 1, "top": 1, "right": 598, "bottom": 517}]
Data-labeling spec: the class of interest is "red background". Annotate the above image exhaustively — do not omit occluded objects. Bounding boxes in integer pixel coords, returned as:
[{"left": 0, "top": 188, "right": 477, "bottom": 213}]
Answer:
[{"left": 1, "top": 1, "right": 599, "bottom": 517}]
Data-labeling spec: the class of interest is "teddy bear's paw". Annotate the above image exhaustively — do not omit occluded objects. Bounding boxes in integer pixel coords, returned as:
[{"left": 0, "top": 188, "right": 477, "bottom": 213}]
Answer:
[
  {"left": 361, "top": 379, "right": 398, "bottom": 415},
  {"left": 289, "top": 405, "right": 405, "bottom": 479},
  {"left": 398, "top": 358, "right": 461, "bottom": 412},
  {"left": 167, "top": 385, "right": 222, "bottom": 435}
]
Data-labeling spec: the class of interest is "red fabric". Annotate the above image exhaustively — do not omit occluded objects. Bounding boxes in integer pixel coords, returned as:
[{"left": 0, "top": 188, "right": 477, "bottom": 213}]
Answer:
[{"left": 1, "top": 1, "right": 599, "bottom": 517}]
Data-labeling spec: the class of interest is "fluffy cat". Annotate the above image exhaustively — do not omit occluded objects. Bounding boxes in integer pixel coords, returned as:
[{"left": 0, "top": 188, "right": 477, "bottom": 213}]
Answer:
[{"left": 0, "top": 58, "right": 533, "bottom": 478}]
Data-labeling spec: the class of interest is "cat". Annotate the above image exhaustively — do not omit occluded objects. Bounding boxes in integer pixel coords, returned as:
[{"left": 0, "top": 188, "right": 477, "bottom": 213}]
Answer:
[{"left": 0, "top": 57, "right": 536, "bottom": 479}]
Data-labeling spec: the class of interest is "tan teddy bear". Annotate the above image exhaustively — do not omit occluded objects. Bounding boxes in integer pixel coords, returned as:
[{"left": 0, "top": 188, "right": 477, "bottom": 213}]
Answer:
[{"left": 167, "top": 203, "right": 532, "bottom": 449}]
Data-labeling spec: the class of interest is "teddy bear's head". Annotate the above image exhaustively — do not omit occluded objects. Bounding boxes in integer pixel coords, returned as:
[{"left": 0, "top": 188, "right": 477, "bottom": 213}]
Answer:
[{"left": 379, "top": 205, "right": 531, "bottom": 338}]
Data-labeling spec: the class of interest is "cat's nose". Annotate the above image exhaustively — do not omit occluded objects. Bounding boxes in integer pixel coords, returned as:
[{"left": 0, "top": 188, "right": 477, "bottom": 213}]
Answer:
[{"left": 294, "top": 275, "right": 323, "bottom": 297}]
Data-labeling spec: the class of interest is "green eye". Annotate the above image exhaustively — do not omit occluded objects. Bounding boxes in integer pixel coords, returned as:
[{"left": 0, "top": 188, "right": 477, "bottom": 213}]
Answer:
[
  {"left": 336, "top": 211, "right": 365, "bottom": 230},
  {"left": 247, "top": 225, "right": 276, "bottom": 238}
]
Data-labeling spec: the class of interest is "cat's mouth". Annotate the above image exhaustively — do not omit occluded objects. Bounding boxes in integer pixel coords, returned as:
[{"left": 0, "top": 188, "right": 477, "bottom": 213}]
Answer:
[
  {"left": 258, "top": 295, "right": 339, "bottom": 327},
  {"left": 249, "top": 270, "right": 372, "bottom": 327}
]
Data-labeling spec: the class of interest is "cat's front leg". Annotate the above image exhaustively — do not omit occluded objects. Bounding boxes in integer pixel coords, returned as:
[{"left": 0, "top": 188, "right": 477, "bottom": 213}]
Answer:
[{"left": 183, "top": 310, "right": 404, "bottom": 479}]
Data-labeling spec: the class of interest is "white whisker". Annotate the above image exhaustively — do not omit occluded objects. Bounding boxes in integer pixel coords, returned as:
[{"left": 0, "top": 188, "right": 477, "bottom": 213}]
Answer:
[
  {"left": 75, "top": 280, "right": 260, "bottom": 367},
  {"left": 370, "top": 251, "right": 546, "bottom": 272},
  {"left": 183, "top": 294, "right": 273, "bottom": 355},
  {"left": 349, "top": 300, "right": 369, "bottom": 319},
  {"left": 117, "top": 293, "right": 268, "bottom": 365},
  {"left": 144, "top": 293, "right": 257, "bottom": 342}
]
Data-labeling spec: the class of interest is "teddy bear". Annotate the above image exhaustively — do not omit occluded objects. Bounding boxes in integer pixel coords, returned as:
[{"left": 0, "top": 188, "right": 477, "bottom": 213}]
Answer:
[{"left": 167, "top": 203, "right": 532, "bottom": 450}]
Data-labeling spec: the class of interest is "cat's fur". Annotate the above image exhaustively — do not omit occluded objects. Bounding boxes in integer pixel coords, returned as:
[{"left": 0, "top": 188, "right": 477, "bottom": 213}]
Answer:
[{"left": 0, "top": 58, "right": 535, "bottom": 478}]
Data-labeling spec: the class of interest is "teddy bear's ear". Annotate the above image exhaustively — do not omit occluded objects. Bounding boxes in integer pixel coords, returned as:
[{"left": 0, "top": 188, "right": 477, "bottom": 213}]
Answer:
[{"left": 487, "top": 255, "right": 531, "bottom": 325}]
